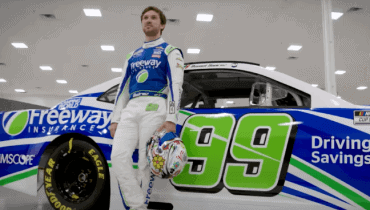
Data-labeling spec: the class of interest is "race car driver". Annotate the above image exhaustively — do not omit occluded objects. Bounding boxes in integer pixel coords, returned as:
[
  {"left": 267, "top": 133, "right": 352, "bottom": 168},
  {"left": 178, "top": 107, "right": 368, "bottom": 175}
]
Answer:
[{"left": 109, "top": 6, "right": 184, "bottom": 210}]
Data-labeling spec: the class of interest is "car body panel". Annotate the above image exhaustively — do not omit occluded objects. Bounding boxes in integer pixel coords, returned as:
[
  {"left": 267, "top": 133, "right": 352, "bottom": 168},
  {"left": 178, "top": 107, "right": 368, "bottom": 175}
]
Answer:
[{"left": 0, "top": 62, "right": 369, "bottom": 210}]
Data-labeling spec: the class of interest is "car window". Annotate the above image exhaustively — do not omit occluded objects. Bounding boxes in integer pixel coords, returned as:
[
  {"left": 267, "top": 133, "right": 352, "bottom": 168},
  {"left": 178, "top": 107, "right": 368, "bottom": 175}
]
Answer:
[
  {"left": 181, "top": 69, "right": 311, "bottom": 108},
  {"left": 97, "top": 84, "right": 119, "bottom": 104}
]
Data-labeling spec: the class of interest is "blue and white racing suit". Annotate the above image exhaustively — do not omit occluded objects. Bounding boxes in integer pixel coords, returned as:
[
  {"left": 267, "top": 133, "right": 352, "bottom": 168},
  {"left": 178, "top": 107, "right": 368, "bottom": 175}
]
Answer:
[{"left": 110, "top": 37, "right": 184, "bottom": 210}]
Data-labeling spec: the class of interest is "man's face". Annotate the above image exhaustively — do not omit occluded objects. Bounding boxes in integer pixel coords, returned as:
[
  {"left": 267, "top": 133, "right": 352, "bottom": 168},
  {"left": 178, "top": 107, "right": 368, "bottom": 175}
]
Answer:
[{"left": 142, "top": 10, "right": 165, "bottom": 36}]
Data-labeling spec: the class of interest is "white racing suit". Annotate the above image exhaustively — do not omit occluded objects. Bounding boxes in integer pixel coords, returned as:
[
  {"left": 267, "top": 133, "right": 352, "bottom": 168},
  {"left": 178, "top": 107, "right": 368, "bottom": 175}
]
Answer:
[{"left": 111, "top": 37, "right": 184, "bottom": 210}]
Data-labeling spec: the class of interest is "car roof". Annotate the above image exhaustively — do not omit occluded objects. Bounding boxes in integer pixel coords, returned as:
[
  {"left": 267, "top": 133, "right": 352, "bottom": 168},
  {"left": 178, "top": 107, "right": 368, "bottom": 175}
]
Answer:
[{"left": 76, "top": 61, "right": 367, "bottom": 108}]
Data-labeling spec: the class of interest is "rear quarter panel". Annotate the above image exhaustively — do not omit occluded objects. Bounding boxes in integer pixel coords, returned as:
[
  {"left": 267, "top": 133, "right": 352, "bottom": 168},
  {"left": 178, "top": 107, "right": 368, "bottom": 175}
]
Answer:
[{"left": 151, "top": 108, "right": 370, "bottom": 210}]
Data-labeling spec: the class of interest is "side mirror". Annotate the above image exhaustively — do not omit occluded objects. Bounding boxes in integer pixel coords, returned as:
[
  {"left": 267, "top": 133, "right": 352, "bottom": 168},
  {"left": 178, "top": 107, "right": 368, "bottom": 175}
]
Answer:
[{"left": 250, "top": 82, "right": 266, "bottom": 106}]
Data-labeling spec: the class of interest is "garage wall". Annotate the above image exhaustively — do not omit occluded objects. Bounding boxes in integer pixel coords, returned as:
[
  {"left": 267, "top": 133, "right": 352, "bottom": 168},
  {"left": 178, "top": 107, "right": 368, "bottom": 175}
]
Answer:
[{"left": 0, "top": 98, "right": 49, "bottom": 111}]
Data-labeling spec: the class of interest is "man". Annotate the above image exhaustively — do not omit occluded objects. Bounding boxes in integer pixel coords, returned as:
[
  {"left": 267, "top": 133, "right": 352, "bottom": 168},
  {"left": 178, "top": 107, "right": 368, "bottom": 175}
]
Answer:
[{"left": 109, "top": 6, "right": 184, "bottom": 210}]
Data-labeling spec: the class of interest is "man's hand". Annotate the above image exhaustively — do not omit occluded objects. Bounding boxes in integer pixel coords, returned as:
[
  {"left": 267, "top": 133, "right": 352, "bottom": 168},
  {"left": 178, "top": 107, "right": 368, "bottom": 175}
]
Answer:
[
  {"left": 157, "top": 121, "right": 176, "bottom": 133},
  {"left": 110, "top": 122, "right": 118, "bottom": 138}
]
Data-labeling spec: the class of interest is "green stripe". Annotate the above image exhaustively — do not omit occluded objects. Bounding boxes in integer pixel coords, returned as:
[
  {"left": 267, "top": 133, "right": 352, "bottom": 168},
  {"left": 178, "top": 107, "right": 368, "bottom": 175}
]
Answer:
[
  {"left": 0, "top": 169, "right": 38, "bottom": 186},
  {"left": 179, "top": 110, "right": 192, "bottom": 116},
  {"left": 290, "top": 158, "right": 370, "bottom": 209},
  {"left": 108, "top": 163, "right": 138, "bottom": 169}
]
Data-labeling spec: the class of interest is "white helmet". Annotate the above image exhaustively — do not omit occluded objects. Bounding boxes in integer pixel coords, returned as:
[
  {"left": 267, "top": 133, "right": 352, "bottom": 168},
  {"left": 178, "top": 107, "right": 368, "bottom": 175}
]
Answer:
[{"left": 146, "top": 130, "right": 187, "bottom": 179}]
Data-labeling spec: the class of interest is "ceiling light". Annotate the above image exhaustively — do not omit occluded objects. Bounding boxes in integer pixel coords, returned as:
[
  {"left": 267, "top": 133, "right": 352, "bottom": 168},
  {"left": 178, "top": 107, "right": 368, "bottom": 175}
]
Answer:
[
  {"left": 335, "top": 70, "right": 346, "bottom": 75},
  {"left": 288, "top": 45, "right": 302, "bottom": 51},
  {"left": 11, "top": 43, "right": 28, "bottom": 48},
  {"left": 111, "top": 68, "right": 122, "bottom": 72},
  {"left": 83, "top": 9, "right": 102, "bottom": 17},
  {"left": 196, "top": 14, "right": 213, "bottom": 22},
  {"left": 187, "top": 49, "right": 200, "bottom": 54},
  {"left": 357, "top": 86, "right": 367, "bottom": 90},
  {"left": 265, "top": 66, "right": 276, "bottom": 71},
  {"left": 226, "top": 101, "right": 234, "bottom": 104},
  {"left": 101, "top": 45, "right": 114, "bottom": 51},
  {"left": 69, "top": 90, "right": 78, "bottom": 94},
  {"left": 312, "top": 84, "right": 318, "bottom": 87},
  {"left": 331, "top": 12, "right": 343, "bottom": 20},
  {"left": 15, "top": 89, "right": 25, "bottom": 92},
  {"left": 56, "top": 80, "right": 67, "bottom": 84},
  {"left": 0, "top": 78, "right": 6, "bottom": 82},
  {"left": 40, "top": 66, "right": 52, "bottom": 70}
]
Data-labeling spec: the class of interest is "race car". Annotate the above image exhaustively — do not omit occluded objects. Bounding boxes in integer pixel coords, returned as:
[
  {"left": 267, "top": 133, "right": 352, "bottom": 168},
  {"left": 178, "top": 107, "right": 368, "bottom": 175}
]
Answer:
[{"left": 0, "top": 61, "right": 369, "bottom": 210}]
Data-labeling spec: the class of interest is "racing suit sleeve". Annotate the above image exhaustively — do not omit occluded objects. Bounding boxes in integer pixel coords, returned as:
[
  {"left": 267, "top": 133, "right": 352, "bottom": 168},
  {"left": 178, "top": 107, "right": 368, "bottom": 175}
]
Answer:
[
  {"left": 111, "top": 52, "right": 133, "bottom": 124},
  {"left": 165, "top": 49, "right": 184, "bottom": 124}
]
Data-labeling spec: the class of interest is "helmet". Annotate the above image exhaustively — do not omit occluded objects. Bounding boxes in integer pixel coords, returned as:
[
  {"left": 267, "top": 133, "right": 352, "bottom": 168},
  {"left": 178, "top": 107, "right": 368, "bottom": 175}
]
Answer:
[{"left": 146, "top": 130, "right": 187, "bottom": 179}]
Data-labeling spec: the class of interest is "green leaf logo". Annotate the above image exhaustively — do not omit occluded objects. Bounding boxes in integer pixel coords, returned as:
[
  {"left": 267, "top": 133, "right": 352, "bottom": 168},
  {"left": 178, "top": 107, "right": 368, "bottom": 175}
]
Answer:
[
  {"left": 136, "top": 70, "right": 149, "bottom": 83},
  {"left": 3, "top": 111, "right": 29, "bottom": 136}
]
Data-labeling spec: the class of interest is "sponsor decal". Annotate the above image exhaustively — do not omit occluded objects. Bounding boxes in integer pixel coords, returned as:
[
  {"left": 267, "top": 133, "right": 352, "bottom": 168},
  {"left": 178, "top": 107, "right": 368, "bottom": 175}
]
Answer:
[
  {"left": 186, "top": 63, "right": 228, "bottom": 69},
  {"left": 311, "top": 136, "right": 370, "bottom": 167},
  {"left": 144, "top": 174, "right": 155, "bottom": 204},
  {"left": 152, "top": 54, "right": 161, "bottom": 58},
  {"left": 153, "top": 49, "right": 162, "bottom": 55},
  {"left": 172, "top": 113, "right": 294, "bottom": 196},
  {"left": 190, "top": 64, "right": 207, "bottom": 68},
  {"left": 133, "top": 49, "right": 144, "bottom": 58},
  {"left": 145, "top": 103, "right": 159, "bottom": 111},
  {"left": 2, "top": 111, "right": 29, "bottom": 136},
  {"left": 207, "top": 63, "right": 227, "bottom": 68},
  {"left": 156, "top": 46, "right": 164, "bottom": 49},
  {"left": 0, "top": 154, "right": 35, "bottom": 165},
  {"left": 176, "top": 57, "right": 183, "bottom": 62},
  {"left": 231, "top": 63, "right": 238, "bottom": 68},
  {"left": 354, "top": 111, "right": 370, "bottom": 124},
  {"left": 58, "top": 97, "right": 81, "bottom": 110},
  {"left": 132, "top": 92, "right": 149, "bottom": 98},
  {"left": 184, "top": 65, "right": 191, "bottom": 69},
  {"left": 131, "top": 59, "right": 161, "bottom": 69},
  {"left": 136, "top": 69, "right": 149, "bottom": 83},
  {"left": 2, "top": 110, "right": 112, "bottom": 137}
]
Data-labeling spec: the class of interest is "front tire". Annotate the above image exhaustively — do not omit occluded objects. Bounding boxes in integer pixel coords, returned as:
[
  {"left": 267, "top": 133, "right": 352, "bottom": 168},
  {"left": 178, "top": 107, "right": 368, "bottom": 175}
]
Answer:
[{"left": 43, "top": 139, "right": 109, "bottom": 210}]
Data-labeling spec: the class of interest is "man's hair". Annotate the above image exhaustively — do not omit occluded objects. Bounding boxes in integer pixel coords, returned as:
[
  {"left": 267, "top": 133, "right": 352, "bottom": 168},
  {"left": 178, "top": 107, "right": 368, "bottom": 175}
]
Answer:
[{"left": 141, "top": 6, "right": 166, "bottom": 35}]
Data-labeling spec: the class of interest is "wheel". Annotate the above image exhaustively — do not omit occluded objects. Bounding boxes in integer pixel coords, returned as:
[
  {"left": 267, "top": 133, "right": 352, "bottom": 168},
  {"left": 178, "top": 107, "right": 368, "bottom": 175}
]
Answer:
[{"left": 43, "top": 138, "right": 109, "bottom": 210}]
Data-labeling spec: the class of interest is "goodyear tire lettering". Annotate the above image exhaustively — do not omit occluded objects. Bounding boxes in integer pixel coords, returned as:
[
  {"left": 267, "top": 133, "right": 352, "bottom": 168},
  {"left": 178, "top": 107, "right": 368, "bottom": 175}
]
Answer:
[
  {"left": 44, "top": 140, "right": 109, "bottom": 210},
  {"left": 45, "top": 156, "right": 74, "bottom": 210},
  {"left": 54, "top": 201, "right": 61, "bottom": 208},
  {"left": 50, "top": 196, "right": 58, "bottom": 203},
  {"left": 88, "top": 149, "right": 105, "bottom": 179},
  {"left": 48, "top": 158, "right": 55, "bottom": 168}
]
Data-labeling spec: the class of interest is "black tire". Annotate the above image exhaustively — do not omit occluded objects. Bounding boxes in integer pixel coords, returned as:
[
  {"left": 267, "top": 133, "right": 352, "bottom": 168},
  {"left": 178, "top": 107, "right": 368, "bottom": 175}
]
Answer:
[{"left": 43, "top": 139, "right": 109, "bottom": 210}]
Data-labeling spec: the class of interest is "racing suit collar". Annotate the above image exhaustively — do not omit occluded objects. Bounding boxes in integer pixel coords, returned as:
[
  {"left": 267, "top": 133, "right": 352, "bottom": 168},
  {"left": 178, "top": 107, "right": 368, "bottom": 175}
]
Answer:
[{"left": 143, "top": 37, "right": 165, "bottom": 49}]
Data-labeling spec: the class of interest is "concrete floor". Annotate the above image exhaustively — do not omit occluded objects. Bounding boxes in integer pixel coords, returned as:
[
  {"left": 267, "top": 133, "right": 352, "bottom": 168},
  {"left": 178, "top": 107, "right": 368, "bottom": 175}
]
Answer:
[{"left": 0, "top": 185, "right": 53, "bottom": 210}]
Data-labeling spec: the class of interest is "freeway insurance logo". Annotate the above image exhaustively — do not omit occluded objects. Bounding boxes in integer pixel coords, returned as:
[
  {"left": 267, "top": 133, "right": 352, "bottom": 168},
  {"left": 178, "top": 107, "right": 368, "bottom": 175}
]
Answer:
[{"left": 2, "top": 111, "right": 29, "bottom": 136}]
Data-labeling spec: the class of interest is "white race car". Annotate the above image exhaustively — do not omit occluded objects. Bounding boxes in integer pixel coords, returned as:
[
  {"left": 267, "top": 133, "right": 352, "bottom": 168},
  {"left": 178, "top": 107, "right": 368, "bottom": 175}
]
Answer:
[{"left": 1, "top": 61, "right": 369, "bottom": 210}]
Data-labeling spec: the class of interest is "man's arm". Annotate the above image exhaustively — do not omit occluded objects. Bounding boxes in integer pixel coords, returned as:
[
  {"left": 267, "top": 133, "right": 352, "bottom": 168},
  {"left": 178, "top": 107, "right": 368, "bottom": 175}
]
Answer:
[
  {"left": 157, "top": 47, "right": 184, "bottom": 133},
  {"left": 110, "top": 52, "right": 133, "bottom": 137}
]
